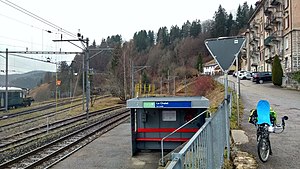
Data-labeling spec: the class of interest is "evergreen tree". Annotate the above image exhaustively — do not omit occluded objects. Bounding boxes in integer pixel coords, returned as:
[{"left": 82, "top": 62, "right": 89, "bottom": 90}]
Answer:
[
  {"left": 236, "top": 2, "right": 250, "bottom": 31},
  {"left": 133, "top": 30, "right": 149, "bottom": 52},
  {"left": 107, "top": 35, "right": 122, "bottom": 47},
  {"left": 211, "top": 5, "right": 228, "bottom": 37},
  {"left": 196, "top": 53, "right": 203, "bottom": 73},
  {"left": 226, "top": 13, "right": 235, "bottom": 36},
  {"left": 249, "top": 5, "right": 254, "bottom": 20},
  {"left": 92, "top": 40, "right": 96, "bottom": 47},
  {"left": 156, "top": 27, "right": 170, "bottom": 47},
  {"left": 236, "top": 5, "right": 243, "bottom": 30},
  {"left": 181, "top": 20, "right": 191, "bottom": 38},
  {"left": 170, "top": 25, "right": 181, "bottom": 43},
  {"left": 272, "top": 55, "right": 283, "bottom": 86},
  {"left": 241, "top": 2, "right": 250, "bottom": 28},
  {"left": 111, "top": 44, "right": 121, "bottom": 74},
  {"left": 148, "top": 30, "right": 155, "bottom": 47},
  {"left": 190, "top": 19, "right": 202, "bottom": 38}
]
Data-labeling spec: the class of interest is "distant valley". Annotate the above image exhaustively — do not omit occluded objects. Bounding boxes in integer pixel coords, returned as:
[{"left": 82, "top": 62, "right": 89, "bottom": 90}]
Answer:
[{"left": 0, "top": 71, "right": 52, "bottom": 89}]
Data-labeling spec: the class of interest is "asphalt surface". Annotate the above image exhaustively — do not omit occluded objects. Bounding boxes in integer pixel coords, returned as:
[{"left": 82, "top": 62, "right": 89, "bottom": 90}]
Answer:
[
  {"left": 51, "top": 122, "right": 160, "bottom": 169},
  {"left": 230, "top": 76, "right": 300, "bottom": 169}
]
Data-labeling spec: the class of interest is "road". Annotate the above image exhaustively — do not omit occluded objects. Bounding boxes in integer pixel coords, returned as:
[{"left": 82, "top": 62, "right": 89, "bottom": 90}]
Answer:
[{"left": 229, "top": 76, "right": 300, "bottom": 169}]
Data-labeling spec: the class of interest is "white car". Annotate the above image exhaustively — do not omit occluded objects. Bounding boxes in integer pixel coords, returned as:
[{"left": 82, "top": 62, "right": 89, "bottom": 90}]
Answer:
[{"left": 238, "top": 71, "right": 251, "bottom": 80}]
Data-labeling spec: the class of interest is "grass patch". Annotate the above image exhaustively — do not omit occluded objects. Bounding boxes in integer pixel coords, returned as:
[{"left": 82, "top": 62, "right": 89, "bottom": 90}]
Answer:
[
  {"left": 205, "top": 80, "right": 243, "bottom": 129},
  {"left": 229, "top": 92, "right": 244, "bottom": 129}
]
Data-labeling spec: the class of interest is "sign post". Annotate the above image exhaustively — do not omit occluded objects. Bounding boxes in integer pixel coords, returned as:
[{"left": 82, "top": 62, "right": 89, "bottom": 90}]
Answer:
[{"left": 205, "top": 36, "right": 245, "bottom": 160}]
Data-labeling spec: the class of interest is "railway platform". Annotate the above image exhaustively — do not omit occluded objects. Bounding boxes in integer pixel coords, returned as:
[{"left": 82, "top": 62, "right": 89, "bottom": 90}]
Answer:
[{"left": 51, "top": 121, "right": 161, "bottom": 169}]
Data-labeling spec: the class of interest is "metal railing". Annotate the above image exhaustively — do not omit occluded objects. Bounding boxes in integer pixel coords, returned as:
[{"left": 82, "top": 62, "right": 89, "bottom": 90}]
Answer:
[
  {"left": 215, "top": 77, "right": 236, "bottom": 92},
  {"left": 161, "top": 110, "right": 210, "bottom": 166},
  {"left": 166, "top": 99, "right": 230, "bottom": 169}
]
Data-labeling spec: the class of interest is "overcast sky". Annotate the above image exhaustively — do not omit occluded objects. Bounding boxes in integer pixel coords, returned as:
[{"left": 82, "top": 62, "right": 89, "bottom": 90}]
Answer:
[{"left": 0, "top": 0, "right": 258, "bottom": 74}]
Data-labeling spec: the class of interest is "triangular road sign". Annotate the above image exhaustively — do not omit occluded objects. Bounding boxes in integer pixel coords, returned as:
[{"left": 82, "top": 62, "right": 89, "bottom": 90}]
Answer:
[{"left": 205, "top": 36, "right": 246, "bottom": 72}]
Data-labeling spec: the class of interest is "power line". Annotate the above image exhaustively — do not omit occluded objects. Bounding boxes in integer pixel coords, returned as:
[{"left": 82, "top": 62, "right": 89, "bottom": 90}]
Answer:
[
  {"left": 0, "top": 0, "right": 77, "bottom": 38},
  {"left": 0, "top": 38, "right": 55, "bottom": 49},
  {"left": 0, "top": 43, "right": 28, "bottom": 49},
  {"left": 0, "top": 12, "right": 44, "bottom": 31},
  {"left": 0, "top": 12, "right": 64, "bottom": 37}
]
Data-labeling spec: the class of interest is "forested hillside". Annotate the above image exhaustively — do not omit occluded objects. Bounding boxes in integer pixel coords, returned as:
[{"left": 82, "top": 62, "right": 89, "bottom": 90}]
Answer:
[{"left": 37, "top": 2, "right": 256, "bottom": 100}]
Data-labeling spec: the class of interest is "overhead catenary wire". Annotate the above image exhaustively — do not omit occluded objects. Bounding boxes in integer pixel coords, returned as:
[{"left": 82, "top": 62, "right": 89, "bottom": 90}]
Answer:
[
  {"left": 0, "top": 0, "right": 77, "bottom": 38},
  {"left": 0, "top": 12, "right": 45, "bottom": 31},
  {"left": 0, "top": 37, "right": 55, "bottom": 49}
]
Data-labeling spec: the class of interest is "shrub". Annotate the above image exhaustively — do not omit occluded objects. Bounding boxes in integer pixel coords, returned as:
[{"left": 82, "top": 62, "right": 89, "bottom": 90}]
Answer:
[
  {"left": 292, "top": 71, "right": 300, "bottom": 83},
  {"left": 272, "top": 55, "right": 283, "bottom": 86},
  {"left": 193, "top": 76, "right": 216, "bottom": 96}
]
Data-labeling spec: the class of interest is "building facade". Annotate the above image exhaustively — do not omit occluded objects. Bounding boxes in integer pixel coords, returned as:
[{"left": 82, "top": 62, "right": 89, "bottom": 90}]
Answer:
[{"left": 246, "top": 0, "right": 300, "bottom": 73}]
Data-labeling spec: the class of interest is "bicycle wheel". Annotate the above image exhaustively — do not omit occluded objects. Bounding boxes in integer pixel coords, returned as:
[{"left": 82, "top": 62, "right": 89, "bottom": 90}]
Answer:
[{"left": 257, "top": 137, "right": 270, "bottom": 162}]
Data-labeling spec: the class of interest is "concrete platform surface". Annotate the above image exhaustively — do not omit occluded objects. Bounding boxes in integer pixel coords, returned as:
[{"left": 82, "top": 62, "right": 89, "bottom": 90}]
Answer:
[
  {"left": 51, "top": 122, "right": 160, "bottom": 169},
  {"left": 231, "top": 129, "right": 249, "bottom": 145}
]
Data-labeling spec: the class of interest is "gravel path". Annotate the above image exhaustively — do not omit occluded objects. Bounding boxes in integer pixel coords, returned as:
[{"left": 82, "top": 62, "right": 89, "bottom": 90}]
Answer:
[{"left": 231, "top": 77, "right": 300, "bottom": 169}]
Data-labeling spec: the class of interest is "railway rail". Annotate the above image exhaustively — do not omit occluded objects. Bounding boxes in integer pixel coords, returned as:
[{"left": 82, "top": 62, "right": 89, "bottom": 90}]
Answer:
[
  {"left": 0, "top": 95, "right": 110, "bottom": 130},
  {"left": 0, "top": 109, "right": 130, "bottom": 169},
  {"left": 0, "top": 105, "right": 125, "bottom": 161},
  {"left": 0, "top": 97, "right": 83, "bottom": 120}
]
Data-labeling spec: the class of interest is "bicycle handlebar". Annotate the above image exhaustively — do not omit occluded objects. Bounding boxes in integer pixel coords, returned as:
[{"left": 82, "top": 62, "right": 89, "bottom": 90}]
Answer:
[
  {"left": 281, "top": 116, "right": 288, "bottom": 127},
  {"left": 272, "top": 116, "right": 288, "bottom": 133},
  {"left": 281, "top": 116, "right": 288, "bottom": 130}
]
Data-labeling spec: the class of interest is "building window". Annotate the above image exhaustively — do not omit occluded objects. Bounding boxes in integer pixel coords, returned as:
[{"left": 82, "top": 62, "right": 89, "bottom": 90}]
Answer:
[
  {"left": 284, "top": 16, "right": 289, "bottom": 29},
  {"left": 284, "top": 0, "right": 289, "bottom": 9},
  {"left": 285, "top": 36, "right": 289, "bottom": 50}
]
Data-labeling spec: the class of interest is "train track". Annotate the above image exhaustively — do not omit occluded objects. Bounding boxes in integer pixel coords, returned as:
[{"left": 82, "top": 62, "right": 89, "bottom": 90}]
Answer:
[
  {"left": 0, "top": 97, "right": 83, "bottom": 120},
  {"left": 0, "top": 95, "right": 110, "bottom": 130},
  {"left": 0, "top": 109, "right": 130, "bottom": 169},
  {"left": 0, "top": 103, "right": 80, "bottom": 131},
  {"left": 0, "top": 105, "right": 124, "bottom": 155}
]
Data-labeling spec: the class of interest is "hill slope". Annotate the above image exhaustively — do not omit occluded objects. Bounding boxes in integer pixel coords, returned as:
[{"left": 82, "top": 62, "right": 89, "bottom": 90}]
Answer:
[{"left": 0, "top": 71, "right": 51, "bottom": 89}]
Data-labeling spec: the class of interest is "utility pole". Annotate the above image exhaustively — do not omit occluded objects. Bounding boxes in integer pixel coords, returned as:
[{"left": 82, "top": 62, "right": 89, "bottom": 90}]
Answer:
[
  {"left": 160, "top": 77, "right": 163, "bottom": 95},
  {"left": 5, "top": 49, "right": 8, "bottom": 112},
  {"left": 85, "top": 38, "right": 90, "bottom": 120},
  {"left": 185, "top": 75, "right": 187, "bottom": 96},
  {"left": 168, "top": 76, "right": 178, "bottom": 96},
  {"left": 53, "top": 36, "right": 90, "bottom": 119},
  {"left": 82, "top": 52, "right": 85, "bottom": 111},
  {"left": 131, "top": 60, "right": 134, "bottom": 98},
  {"left": 123, "top": 50, "right": 127, "bottom": 100},
  {"left": 173, "top": 76, "right": 176, "bottom": 96},
  {"left": 167, "top": 70, "right": 170, "bottom": 95}
]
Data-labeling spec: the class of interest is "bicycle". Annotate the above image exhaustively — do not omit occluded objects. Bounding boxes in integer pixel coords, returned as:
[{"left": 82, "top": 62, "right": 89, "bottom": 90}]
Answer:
[{"left": 253, "top": 115, "right": 288, "bottom": 162}]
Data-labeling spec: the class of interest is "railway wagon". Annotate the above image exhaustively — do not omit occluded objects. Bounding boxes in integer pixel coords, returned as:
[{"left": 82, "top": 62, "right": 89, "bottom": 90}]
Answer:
[{"left": 0, "top": 87, "right": 34, "bottom": 109}]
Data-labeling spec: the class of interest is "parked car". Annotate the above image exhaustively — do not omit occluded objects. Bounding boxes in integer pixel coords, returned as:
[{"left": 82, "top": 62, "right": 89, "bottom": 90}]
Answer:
[
  {"left": 233, "top": 70, "right": 246, "bottom": 77},
  {"left": 238, "top": 71, "right": 252, "bottom": 80},
  {"left": 252, "top": 72, "right": 272, "bottom": 84}
]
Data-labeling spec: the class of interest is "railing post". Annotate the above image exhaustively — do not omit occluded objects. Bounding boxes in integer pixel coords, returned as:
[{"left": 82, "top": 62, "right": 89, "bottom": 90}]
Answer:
[
  {"left": 171, "top": 153, "right": 182, "bottom": 169},
  {"left": 207, "top": 118, "right": 213, "bottom": 169},
  {"left": 224, "top": 71, "right": 230, "bottom": 160},
  {"left": 161, "top": 139, "right": 165, "bottom": 166}
]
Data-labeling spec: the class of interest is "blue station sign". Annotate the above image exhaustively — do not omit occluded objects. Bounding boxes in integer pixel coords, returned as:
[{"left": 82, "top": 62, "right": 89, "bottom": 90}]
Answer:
[{"left": 143, "top": 101, "right": 191, "bottom": 108}]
